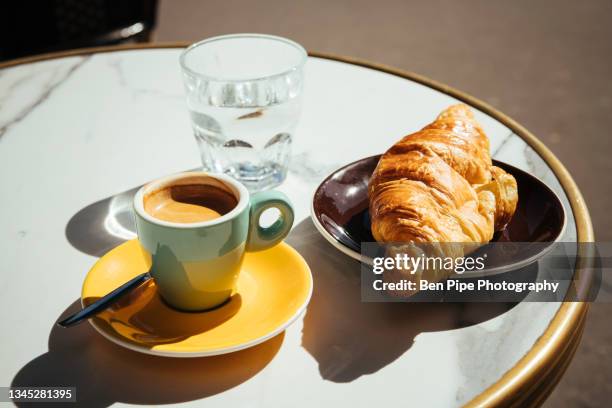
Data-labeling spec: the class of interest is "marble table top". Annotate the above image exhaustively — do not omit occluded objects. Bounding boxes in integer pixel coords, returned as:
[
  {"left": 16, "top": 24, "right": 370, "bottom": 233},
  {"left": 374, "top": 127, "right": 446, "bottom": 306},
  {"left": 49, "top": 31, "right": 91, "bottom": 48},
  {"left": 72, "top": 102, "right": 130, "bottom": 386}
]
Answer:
[{"left": 0, "top": 48, "right": 580, "bottom": 407}]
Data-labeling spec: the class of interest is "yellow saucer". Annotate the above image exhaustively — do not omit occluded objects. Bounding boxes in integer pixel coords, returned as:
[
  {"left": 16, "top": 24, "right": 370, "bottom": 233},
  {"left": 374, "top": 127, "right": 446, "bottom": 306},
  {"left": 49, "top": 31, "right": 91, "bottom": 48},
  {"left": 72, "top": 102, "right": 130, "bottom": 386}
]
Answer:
[{"left": 82, "top": 239, "right": 312, "bottom": 357}]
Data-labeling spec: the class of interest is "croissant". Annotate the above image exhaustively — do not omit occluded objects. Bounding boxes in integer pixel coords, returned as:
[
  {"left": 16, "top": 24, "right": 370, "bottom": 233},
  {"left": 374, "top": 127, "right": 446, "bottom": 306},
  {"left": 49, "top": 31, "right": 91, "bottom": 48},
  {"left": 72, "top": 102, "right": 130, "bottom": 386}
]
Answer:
[{"left": 368, "top": 104, "right": 518, "bottom": 290}]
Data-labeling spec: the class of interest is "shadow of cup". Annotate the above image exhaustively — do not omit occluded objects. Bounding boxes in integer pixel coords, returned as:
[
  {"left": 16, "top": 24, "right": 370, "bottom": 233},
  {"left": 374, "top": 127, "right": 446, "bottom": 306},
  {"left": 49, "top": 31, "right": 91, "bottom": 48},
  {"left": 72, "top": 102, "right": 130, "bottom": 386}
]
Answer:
[
  {"left": 85, "top": 279, "right": 242, "bottom": 347},
  {"left": 11, "top": 300, "right": 284, "bottom": 407}
]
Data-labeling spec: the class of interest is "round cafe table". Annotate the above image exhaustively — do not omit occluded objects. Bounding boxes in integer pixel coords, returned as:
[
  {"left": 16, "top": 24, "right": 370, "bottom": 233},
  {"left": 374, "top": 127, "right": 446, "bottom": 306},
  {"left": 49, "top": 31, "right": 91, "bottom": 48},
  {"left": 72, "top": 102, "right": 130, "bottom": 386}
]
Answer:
[{"left": 0, "top": 44, "right": 592, "bottom": 407}]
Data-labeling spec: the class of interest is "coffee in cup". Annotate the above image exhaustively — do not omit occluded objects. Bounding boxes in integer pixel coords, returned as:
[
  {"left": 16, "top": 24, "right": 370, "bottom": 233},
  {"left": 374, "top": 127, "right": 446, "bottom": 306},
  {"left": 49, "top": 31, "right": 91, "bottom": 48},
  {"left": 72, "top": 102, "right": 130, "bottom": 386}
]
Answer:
[
  {"left": 133, "top": 172, "right": 294, "bottom": 311},
  {"left": 143, "top": 180, "right": 238, "bottom": 223}
]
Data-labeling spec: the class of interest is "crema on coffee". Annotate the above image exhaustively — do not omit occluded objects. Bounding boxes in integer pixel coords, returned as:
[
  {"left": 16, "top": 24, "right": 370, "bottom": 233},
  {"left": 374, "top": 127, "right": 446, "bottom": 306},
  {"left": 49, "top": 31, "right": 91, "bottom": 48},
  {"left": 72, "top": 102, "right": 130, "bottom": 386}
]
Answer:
[{"left": 144, "top": 183, "right": 238, "bottom": 223}]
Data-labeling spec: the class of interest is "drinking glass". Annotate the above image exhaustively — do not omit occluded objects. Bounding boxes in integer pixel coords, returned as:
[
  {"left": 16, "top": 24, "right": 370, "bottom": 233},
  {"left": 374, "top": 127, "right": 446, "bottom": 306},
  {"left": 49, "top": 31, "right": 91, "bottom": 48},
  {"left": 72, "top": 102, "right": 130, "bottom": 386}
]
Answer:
[{"left": 180, "top": 34, "right": 307, "bottom": 191}]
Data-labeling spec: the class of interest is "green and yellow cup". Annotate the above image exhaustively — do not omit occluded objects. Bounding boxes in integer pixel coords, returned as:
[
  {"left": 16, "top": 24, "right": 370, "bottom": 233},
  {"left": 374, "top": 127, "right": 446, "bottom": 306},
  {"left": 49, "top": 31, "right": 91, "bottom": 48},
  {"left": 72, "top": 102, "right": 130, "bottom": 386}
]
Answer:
[{"left": 133, "top": 171, "right": 294, "bottom": 311}]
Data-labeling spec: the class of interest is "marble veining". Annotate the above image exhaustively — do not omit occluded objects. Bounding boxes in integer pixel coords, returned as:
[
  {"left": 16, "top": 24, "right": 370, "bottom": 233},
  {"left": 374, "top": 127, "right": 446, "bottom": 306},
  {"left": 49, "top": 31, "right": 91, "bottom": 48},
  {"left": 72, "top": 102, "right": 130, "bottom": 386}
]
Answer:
[
  {"left": 0, "top": 56, "right": 89, "bottom": 138},
  {"left": 491, "top": 130, "right": 515, "bottom": 157},
  {"left": 289, "top": 151, "right": 344, "bottom": 183},
  {"left": 0, "top": 49, "right": 579, "bottom": 408}
]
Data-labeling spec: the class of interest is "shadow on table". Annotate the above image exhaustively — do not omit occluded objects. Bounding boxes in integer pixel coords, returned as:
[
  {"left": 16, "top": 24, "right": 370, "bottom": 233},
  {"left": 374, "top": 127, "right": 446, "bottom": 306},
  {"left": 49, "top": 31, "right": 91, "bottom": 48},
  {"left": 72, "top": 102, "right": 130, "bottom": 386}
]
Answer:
[
  {"left": 288, "top": 218, "right": 520, "bottom": 383},
  {"left": 65, "top": 187, "right": 139, "bottom": 257},
  {"left": 64, "top": 189, "right": 521, "bottom": 386},
  {"left": 11, "top": 300, "right": 284, "bottom": 407},
  {"left": 83, "top": 281, "right": 242, "bottom": 347}
]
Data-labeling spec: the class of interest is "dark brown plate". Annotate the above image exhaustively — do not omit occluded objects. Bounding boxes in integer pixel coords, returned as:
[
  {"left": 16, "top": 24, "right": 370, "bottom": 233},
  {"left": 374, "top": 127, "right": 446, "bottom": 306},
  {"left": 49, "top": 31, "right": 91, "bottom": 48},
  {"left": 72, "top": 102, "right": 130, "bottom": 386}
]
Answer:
[{"left": 311, "top": 155, "right": 566, "bottom": 276}]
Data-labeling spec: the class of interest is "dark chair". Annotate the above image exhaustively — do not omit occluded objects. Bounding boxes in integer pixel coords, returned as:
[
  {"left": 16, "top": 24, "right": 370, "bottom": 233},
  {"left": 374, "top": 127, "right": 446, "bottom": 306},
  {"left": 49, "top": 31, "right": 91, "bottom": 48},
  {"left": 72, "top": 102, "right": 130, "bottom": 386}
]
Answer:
[{"left": 0, "top": 0, "right": 158, "bottom": 61}]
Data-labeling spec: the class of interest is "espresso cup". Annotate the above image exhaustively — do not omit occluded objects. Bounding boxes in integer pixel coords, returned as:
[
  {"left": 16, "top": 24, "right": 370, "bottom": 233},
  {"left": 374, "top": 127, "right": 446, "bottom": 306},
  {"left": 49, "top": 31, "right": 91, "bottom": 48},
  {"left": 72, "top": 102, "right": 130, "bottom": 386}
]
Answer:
[{"left": 133, "top": 171, "right": 294, "bottom": 311}]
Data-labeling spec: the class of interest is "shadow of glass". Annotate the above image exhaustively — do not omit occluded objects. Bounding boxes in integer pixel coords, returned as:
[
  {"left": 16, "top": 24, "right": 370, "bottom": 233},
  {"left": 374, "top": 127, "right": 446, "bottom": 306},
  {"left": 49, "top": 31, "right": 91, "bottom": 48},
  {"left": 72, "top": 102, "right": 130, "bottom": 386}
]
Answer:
[
  {"left": 65, "top": 170, "right": 200, "bottom": 258},
  {"left": 287, "top": 218, "right": 519, "bottom": 383},
  {"left": 11, "top": 300, "right": 284, "bottom": 407},
  {"left": 85, "top": 280, "right": 242, "bottom": 347},
  {"left": 65, "top": 187, "right": 139, "bottom": 257}
]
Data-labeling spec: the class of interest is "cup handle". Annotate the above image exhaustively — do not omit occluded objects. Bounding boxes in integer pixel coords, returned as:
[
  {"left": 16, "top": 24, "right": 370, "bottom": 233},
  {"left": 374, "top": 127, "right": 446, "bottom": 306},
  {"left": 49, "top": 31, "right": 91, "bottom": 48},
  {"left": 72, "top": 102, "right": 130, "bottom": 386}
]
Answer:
[{"left": 247, "top": 191, "right": 294, "bottom": 251}]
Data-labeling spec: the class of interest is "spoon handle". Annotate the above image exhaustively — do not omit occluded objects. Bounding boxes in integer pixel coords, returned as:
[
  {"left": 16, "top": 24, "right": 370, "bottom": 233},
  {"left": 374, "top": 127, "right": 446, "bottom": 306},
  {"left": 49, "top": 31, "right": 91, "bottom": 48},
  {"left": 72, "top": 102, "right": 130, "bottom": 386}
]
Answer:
[{"left": 58, "top": 272, "right": 151, "bottom": 328}]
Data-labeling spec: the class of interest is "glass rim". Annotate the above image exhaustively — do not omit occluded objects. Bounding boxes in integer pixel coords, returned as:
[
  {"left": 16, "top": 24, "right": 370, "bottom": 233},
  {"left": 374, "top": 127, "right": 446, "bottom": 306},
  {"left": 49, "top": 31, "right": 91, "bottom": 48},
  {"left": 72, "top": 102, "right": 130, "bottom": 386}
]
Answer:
[{"left": 179, "top": 33, "right": 308, "bottom": 82}]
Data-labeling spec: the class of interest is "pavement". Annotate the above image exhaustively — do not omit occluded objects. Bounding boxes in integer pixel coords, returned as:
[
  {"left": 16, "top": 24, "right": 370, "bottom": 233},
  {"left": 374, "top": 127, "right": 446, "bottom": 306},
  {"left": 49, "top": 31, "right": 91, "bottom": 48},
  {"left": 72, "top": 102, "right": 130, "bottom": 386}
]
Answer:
[{"left": 154, "top": 1, "right": 612, "bottom": 405}]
